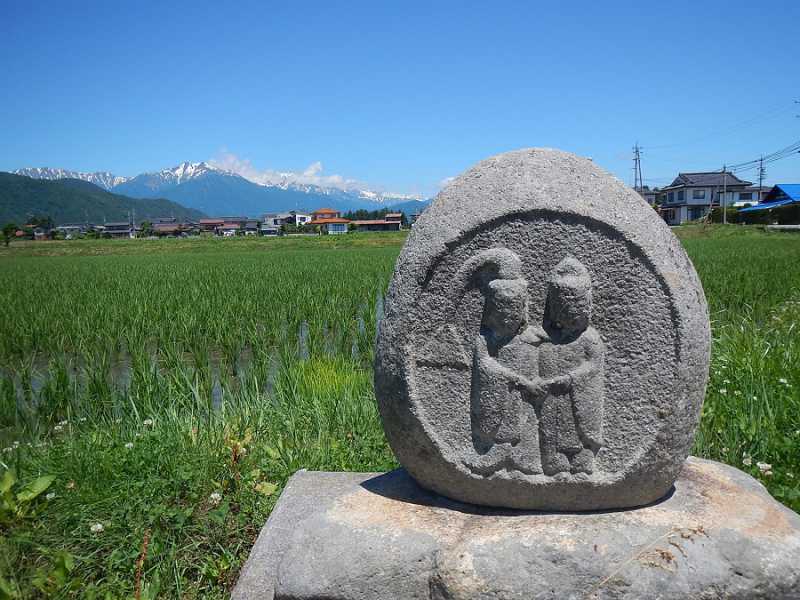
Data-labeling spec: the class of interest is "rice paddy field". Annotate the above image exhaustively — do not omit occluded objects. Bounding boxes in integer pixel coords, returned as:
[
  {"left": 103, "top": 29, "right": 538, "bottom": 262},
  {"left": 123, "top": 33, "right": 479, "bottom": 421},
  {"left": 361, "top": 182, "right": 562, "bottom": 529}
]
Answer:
[{"left": 0, "top": 226, "right": 798, "bottom": 598}]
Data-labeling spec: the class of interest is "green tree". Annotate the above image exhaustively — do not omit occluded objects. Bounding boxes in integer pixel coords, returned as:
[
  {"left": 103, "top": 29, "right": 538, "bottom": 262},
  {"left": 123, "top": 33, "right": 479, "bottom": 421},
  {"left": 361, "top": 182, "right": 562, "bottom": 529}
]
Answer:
[{"left": 2, "top": 223, "right": 18, "bottom": 247}]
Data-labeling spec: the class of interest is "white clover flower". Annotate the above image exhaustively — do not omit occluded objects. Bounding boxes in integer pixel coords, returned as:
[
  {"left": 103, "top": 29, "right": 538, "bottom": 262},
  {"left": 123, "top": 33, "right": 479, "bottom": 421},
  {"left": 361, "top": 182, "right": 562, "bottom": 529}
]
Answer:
[
  {"left": 733, "top": 390, "right": 741, "bottom": 396},
  {"left": 12, "top": 441, "right": 20, "bottom": 449},
  {"left": 756, "top": 462, "right": 773, "bottom": 476},
  {"left": 79, "top": 417, "right": 87, "bottom": 423},
  {"left": 743, "top": 455, "right": 752, "bottom": 466},
  {"left": 46, "top": 492, "right": 56, "bottom": 501},
  {"left": 124, "top": 442, "right": 134, "bottom": 449},
  {"left": 778, "top": 378, "right": 788, "bottom": 385},
  {"left": 90, "top": 523, "right": 104, "bottom": 534},
  {"left": 719, "top": 388, "right": 727, "bottom": 395},
  {"left": 209, "top": 492, "right": 222, "bottom": 506},
  {"left": 722, "top": 447, "right": 729, "bottom": 453},
  {"left": 723, "top": 379, "right": 731, "bottom": 384},
  {"left": 58, "top": 420, "right": 68, "bottom": 426},
  {"left": 53, "top": 424, "right": 64, "bottom": 433},
  {"left": 143, "top": 419, "right": 154, "bottom": 427},
  {"left": 2, "top": 447, "right": 12, "bottom": 453}
]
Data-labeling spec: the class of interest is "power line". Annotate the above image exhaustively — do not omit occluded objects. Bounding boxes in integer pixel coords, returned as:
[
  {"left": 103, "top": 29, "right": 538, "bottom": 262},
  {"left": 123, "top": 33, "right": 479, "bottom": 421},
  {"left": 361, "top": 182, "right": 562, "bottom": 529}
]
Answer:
[{"left": 646, "top": 101, "right": 797, "bottom": 151}]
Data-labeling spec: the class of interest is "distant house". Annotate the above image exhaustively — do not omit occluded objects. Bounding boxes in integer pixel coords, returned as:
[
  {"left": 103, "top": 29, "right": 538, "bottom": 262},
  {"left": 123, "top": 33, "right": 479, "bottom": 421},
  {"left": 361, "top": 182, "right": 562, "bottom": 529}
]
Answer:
[
  {"left": 260, "top": 211, "right": 310, "bottom": 235},
  {"left": 310, "top": 208, "right": 349, "bottom": 234},
  {"left": 151, "top": 221, "right": 199, "bottom": 237},
  {"left": 739, "top": 184, "right": 800, "bottom": 213},
  {"left": 219, "top": 222, "right": 242, "bottom": 237},
  {"left": 659, "top": 172, "right": 752, "bottom": 225},
  {"left": 284, "top": 211, "right": 311, "bottom": 226},
  {"left": 350, "top": 212, "right": 403, "bottom": 232},
  {"left": 732, "top": 186, "right": 771, "bottom": 208},
  {"left": 244, "top": 220, "right": 260, "bottom": 236},
  {"left": 55, "top": 223, "right": 90, "bottom": 238},
  {"left": 103, "top": 222, "right": 135, "bottom": 238},
  {"left": 199, "top": 218, "right": 224, "bottom": 233}
]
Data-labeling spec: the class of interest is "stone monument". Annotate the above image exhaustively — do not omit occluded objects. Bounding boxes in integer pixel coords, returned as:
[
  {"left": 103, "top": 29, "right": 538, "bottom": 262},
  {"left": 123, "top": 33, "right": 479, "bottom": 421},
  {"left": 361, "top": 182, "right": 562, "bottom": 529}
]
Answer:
[{"left": 234, "top": 149, "right": 800, "bottom": 599}]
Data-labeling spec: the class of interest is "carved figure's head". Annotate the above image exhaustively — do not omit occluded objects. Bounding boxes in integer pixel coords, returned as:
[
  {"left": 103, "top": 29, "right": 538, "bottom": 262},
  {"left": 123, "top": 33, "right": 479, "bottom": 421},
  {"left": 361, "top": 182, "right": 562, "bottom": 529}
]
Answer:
[
  {"left": 545, "top": 257, "right": 592, "bottom": 335},
  {"left": 484, "top": 277, "right": 528, "bottom": 338}
]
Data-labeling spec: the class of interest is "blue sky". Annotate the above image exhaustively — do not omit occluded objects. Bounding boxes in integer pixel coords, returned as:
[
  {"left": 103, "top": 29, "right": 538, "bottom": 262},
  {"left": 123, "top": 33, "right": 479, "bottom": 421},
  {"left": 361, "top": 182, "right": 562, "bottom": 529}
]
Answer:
[{"left": 2, "top": 0, "right": 798, "bottom": 196}]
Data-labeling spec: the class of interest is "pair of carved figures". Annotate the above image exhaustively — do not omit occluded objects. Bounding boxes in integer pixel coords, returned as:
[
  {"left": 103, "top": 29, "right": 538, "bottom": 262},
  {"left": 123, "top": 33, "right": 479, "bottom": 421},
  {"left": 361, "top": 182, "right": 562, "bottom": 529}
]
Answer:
[{"left": 466, "top": 250, "right": 604, "bottom": 477}]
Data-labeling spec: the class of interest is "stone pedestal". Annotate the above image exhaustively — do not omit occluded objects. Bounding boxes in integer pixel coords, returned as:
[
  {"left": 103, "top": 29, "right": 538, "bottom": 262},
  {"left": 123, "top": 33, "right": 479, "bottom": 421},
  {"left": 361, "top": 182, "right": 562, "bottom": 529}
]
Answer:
[{"left": 233, "top": 458, "right": 800, "bottom": 599}]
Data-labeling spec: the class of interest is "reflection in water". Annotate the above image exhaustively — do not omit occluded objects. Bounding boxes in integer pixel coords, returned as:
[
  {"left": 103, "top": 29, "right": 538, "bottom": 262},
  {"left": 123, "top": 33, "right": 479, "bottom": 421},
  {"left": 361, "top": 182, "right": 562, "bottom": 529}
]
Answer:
[{"left": 2, "top": 312, "right": 374, "bottom": 411}]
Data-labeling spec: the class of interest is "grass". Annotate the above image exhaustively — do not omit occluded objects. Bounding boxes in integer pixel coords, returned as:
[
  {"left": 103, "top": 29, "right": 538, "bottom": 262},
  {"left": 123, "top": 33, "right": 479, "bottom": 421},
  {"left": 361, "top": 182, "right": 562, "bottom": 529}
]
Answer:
[{"left": 0, "top": 225, "right": 799, "bottom": 597}]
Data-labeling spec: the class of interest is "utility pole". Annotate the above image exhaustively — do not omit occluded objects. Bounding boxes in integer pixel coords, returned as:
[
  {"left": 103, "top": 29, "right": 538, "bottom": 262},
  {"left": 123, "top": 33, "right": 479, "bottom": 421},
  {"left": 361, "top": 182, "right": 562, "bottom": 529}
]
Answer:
[
  {"left": 757, "top": 155, "right": 766, "bottom": 191},
  {"left": 632, "top": 144, "right": 644, "bottom": 194},
  {"left": 722, "top": 166, "right": 728, "bottom": 225}
]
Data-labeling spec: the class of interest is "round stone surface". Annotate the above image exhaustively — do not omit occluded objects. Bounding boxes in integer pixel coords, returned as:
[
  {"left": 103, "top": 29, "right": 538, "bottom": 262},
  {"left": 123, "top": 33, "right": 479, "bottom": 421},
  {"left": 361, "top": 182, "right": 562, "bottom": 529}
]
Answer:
[{"left": 374, "top": 148, "right": 710, "bottom": 510}]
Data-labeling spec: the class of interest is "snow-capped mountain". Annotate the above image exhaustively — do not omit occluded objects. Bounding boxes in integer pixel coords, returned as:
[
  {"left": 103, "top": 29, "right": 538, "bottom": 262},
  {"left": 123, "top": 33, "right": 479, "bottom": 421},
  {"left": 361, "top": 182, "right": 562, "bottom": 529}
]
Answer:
[
  {"left": 13, "top": 167, "right": 128, "bottom": 190},
  {"left": 12, "top": 161, "right": 431, "bottom": 216}
]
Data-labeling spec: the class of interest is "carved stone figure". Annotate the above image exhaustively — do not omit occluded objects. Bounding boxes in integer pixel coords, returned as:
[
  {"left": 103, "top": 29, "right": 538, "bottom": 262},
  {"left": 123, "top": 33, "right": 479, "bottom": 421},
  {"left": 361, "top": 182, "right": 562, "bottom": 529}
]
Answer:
[
  {"left": 466, "top": 249, "right": 544, "bottom": 475},
  {"left": 537, "top": 257, "right": 604, "bottom": 476},
  {"left": 374, "top": 148, "right": 711, "bottom": 510}
]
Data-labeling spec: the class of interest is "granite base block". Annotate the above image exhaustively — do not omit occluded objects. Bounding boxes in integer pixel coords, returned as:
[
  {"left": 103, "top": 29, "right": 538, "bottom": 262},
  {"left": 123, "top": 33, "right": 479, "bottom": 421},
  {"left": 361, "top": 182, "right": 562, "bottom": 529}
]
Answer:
[{"left": 233, "top": 457, "right": 800, "bottom": 599}]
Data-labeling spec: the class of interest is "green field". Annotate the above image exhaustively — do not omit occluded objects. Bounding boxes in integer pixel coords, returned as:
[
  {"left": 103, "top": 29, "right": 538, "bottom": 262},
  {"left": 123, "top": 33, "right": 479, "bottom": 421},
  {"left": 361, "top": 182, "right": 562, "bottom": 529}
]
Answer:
[{"left": 0, "top": 226, "right": 799, "bottom": 598}]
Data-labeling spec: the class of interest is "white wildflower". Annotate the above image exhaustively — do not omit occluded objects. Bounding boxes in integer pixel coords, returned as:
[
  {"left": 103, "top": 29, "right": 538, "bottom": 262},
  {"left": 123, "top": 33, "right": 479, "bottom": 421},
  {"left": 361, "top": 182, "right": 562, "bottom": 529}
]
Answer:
[
  {"left": 239, "top": 446, "right": 248, "bottom": 456},
  {"left": 79, "top": 417, "right": 87, "bottom": 423},
  {"left": 723, "top": 379, "right": 731, "bottom": 384},
  {"left": 90, "top": 523, "right": 104, "bottom": 534},
  {"left": 124, "top": 442, "right": 134, "bottom": 450},
  {"left": 722, "top": 447, "right": 729, "bottom": 453},
  {"left": 2, "top": 447, "right": 12, "bottom": 453},
  {"left": 756, "top": 462, "right": 773, "bottom": 476},
  {"left": 742, "top": 455, "right": 752, "bottom": 466},
  {"left": 209, "top": 492, "right": 222, "bottom": 506},
  {"left": 58, "top": 420, "right": 68, "bottom": 426},
  {"left": 12, "top": 441, "right": 20, "bottom": 449},
  {"left": 778, "top": 378, "right": 788, "bottom": 385},
  {"left": 719, "top": 388, "right": 727, "bottom": 395},
  {"left": 143, "top": 418, "right": 154, "bottom": 427},
  {"left": 53, "top": 424, "right": 64, "bottom": 433},
  {"left": 46, "top": 492, "right": 56, "bottom": 501}
]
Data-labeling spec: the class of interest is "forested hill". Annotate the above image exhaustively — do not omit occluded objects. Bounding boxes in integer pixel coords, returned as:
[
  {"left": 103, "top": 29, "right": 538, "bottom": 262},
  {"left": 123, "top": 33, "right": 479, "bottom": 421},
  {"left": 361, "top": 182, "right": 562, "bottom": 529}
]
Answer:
[{"left": 0, "top": 172, "right": 206, "bottom": 224}]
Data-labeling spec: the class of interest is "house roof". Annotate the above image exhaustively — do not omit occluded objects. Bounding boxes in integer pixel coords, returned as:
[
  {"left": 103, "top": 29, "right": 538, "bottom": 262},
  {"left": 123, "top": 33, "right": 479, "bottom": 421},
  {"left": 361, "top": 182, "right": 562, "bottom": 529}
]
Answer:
[
  {"left": 770, "top": 184, "right": 800, "bottom": 202},
  {"left": 310, "top": 218, "right": 350, "bottom": 224},
  {"left": 665, "top": 172, "right": 751, "bottom": 188},
  {"left": 221, "top": 222, "right": 242, "bottom": 228},
  {"left": 104, "top": 222, "right": 131, "bottom": 228},
  {"left": 312, "top": 208, "right": 338, "bottom": 214},
  {"left": 351, "top": 219, "right": 399, "bottom": 226},
  {"left": 153, "top": 223, "right": 181, "bottom": 232},
  {"left": 385, "top": 213, "right": 403, "bottom": 218},
  {"left": 199, "top": 219, "right": 224, "bottom": 224}
]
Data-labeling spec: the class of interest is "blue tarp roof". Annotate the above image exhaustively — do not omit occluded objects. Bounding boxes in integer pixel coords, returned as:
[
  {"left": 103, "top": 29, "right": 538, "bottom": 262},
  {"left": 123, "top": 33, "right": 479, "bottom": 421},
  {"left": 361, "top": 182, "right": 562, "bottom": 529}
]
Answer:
[
  {"left": 774, "top": 184, "right": 800, "bottom": 202},
  {"left": 739, "top": 184, "right": 800, "bottom": 212},
  {"left": 739, "top": 198, "right": 794, "bottom": 212}
]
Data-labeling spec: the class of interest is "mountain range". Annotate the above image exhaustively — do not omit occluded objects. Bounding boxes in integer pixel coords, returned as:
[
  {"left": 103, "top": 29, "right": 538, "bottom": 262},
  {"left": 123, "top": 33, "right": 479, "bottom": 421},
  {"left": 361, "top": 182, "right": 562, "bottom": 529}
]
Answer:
[
  {"left": 0, "top": 173, "right": 205, "bottom": 225},
  {"left": 13, "top": 162, "right": 431, "bottom": 217}
]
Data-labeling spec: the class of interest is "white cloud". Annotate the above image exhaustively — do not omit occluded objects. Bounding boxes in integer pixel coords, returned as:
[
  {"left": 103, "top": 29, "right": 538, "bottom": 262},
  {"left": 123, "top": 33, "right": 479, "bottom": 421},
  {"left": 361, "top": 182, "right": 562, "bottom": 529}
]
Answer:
[{"left": 210, "top": 151, "right": 365, "bottom": 192}]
